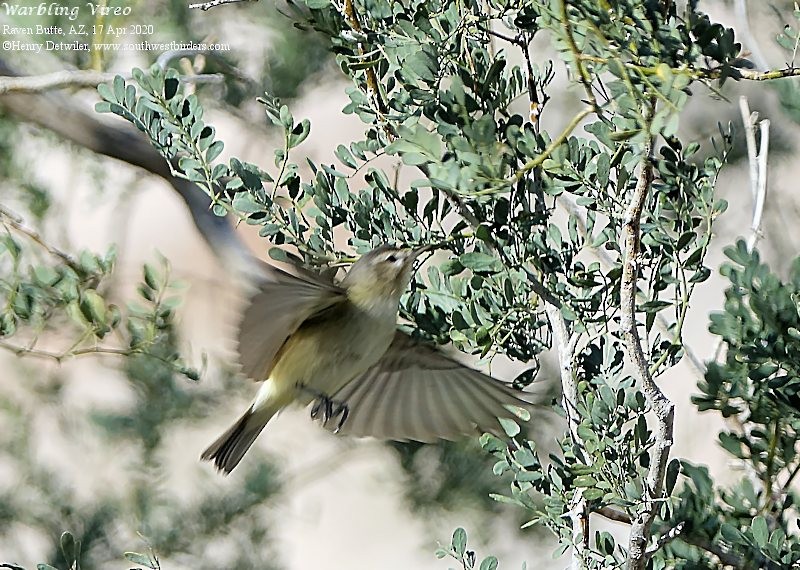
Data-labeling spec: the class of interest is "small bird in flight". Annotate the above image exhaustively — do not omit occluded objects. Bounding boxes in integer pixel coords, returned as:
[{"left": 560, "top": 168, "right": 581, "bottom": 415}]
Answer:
[{"left": 202, "top": 245, "right": 531, "bottom": 474}]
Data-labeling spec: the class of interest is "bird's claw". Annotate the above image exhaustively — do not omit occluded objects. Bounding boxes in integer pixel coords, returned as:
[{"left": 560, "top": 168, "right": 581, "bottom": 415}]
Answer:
[{"left": 309, "top": 392, "right": 350, "bottom": 432}]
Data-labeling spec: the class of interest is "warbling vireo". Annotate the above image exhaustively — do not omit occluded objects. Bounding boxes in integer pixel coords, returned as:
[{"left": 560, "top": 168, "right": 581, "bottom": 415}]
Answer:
[{"left": 202, "top": 245, "right": 530, "bottom": 474}]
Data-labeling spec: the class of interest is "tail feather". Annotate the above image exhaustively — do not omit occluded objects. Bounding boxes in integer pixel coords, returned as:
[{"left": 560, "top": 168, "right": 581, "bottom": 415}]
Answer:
[{"left": 201, "top": 406, "right": 274, "bottom": 474}]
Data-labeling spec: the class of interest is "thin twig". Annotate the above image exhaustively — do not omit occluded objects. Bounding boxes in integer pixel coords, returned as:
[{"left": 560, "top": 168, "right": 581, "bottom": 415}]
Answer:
[
  {"left": 0, "top": 340, "right": 130, "bottom": 362},
  {"left": 0, "top": 70, "right": 223, "bottom": 95},
  {"left": 679, "top": 535, "right": 746, "bottom": 568},
  {"left": 749, "top": 118, "right": 769, "bottom": 251},
  {"left": 739, "top": 97, "right": 759, "bottom": 203},
  {"left": 0, "top": 206, "right": 80, "bottom": 271},
  {"left": 619, "top": 105, "right": 675, "bottom": 570},
  {"left": 645, "top": 521, "right": 686, "bottom": 556},
  {"left": 188, "top": 0, "right": 255, "bottom": 10},
  {"left": 578, "top": 54, "right": 800, "bottom": 82},
  {"left": 483, "top": 107, "right": 593, "bottom": 195},
  {"left": 560, "top": 0, "right": 598, "bottom": 110}
]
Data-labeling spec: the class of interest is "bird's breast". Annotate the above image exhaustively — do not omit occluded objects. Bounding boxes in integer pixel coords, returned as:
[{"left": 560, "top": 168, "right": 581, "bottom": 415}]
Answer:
[{"left": 269, "top": 306, "right": 396, "bottom": 398}]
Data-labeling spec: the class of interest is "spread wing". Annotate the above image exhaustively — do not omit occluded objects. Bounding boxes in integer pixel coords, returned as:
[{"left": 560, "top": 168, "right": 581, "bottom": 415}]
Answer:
[
  {"left": 237, "top": 261, "right": 346, "bottom": 381},
  {"left": 326, "top": 331, "right": 531, "bottom": 441}
]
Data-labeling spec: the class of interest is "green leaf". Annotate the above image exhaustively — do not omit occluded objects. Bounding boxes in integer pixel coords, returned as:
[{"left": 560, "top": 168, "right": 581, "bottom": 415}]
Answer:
[
  {"left": 751, "top": 516, "right": 769, "bottom": 546},
  {"left": 80, "top": 290, "right": 107, "bottom": 326},
  {"left": 60, "top": 531, "right": 77, "bottom": 565},
  {"left": 498, "top": 417, "right": 520, "bottom": 437},
  {"left": 164, "top": 77, "right": 179, "bottom": 100},
  {"left": 124, "top": 552, "right": 157, "bottom": 568},
  {"left": 143, "top": 263, "right": 160, "bottom": 290},
  {"left": 206, "top": 140, "right": 225, "bottom": 163},
  {"left": 452, "top": 527, "right": 467, "bottom": 556},
  {"left": 480, "top": 556, "right": 498, "bottom": 570},
  {"left": 97, "top": 82, "right": 116, "bottom": 103},
  {"left": 232, "top": 192, "right": 264, "bottom": 214},
  {"left": 304, "top": 0, "right": 331, "bottom": 8},
  {"left": 459, "top": 252, "right": 499, "bottom": 272},
  {"left": 289, "top": 119, "right": 311, "bottom": 149}
]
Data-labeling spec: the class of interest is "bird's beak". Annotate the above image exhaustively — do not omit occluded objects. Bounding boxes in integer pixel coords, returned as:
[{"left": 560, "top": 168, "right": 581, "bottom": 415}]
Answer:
[{"left": 410, "top": 244, "right": 433, "bottom": 258}]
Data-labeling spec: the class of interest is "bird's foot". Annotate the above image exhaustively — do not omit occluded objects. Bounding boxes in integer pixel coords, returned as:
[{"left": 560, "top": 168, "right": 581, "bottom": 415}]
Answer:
[{"left": 307, "top": 390, "right": 350, "bottom": 433}]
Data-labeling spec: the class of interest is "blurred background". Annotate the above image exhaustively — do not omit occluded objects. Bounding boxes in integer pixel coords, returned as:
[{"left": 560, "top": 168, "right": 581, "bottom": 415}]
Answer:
[{"left": 1, "top": 0, "right": 800, "bottom": 568}]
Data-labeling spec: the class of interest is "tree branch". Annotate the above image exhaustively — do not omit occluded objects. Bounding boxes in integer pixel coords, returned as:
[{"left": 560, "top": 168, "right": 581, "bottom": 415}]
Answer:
[
  {"left": 560, "top": 0, "right": 598, "bottom": 110},
  {"left": 679, "top": 535, "right": 746, "bottom": 568},
  {"left": 0, "top": 57, "right": 261, "bottom": 280},
  {"left": 188, "top": 0, "right": 256, "bottom": 10},
  {"left": 737, "top": 96, "right": 770, "bottom": 252},
  {"left": 546, "top": 303, "right": 586, "bottom": 569},
  {"left": 0, "top": 205, "right": 81, "bottom": 272},
  {"left": 619, "top": 107, "right": 675, "bottom": 570},
  {"left": 483, "top": 107, "right": 593, "bottom": 195},
  {"left": 341, "top": 0, "right": 388, "bottom": 115},
  {"left": 0, "top": 69, "right": 223, "bottom": 95},
  {"left": 733, "top": 0, "right": 770, "bottom": 71}
]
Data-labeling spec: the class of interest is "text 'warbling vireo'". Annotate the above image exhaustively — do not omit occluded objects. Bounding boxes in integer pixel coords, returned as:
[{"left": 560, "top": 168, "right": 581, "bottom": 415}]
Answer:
[{"left": 202, "top": 245, "right": 531, "bottom": 474}]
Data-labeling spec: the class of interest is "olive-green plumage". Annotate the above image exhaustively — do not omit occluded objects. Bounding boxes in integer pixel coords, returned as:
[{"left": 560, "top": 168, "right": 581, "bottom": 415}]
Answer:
[{"left": 202, "top": 245, "right": 531, "bottom": 474}]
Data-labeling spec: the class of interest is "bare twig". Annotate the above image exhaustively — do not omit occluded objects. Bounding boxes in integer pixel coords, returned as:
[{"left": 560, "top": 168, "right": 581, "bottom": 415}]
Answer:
[
  {"left": 0, "top": 69, "right": 223, "bottom": 95},
  {"left": 679, "top": 535, "right": 746, "bottom": 568},
  {"left": 645, "top": 521, "right": 686, "bottom": 556},
  {"left": 0, "top": 340, "right": 130, "bottom": 362},
  {"left": 188, "top": 0, "right": 256, "bottom": 10},
  {"left": 711, "top": 98, "right": 770, "bottom": 365},
  {"left": 0, "top": 206, "right": 81, "bottom": 271},
  {"left": 739, "top": 97, "right": 760, "bottom": 204},
  {"left": 619, "top": 107, "right": 675, "bottom": 570},
  {"left": 578, "top": 54, "right": 800, "bottom": 82},
  {"left": 750, "top": 116, "right": 770, "bottom": 251}
]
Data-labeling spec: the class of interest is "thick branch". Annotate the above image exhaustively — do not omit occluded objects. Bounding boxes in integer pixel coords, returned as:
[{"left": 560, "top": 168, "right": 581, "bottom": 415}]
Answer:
[
  {"left": 0, "top": 57, "right": 260, "bottom": 279},
  {"left": 733, "top": 0, "right": 769, "bottom": 71},
  {"left": 619, "top": 115, "right": 675, "bottom": 570}
]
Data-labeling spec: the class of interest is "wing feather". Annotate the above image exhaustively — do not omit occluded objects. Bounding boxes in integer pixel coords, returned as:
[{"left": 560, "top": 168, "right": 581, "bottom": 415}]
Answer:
[
  {"left": 237, "top": 261, "right": 346, "bottom": 381},
  {"left": 327, "top": 331, "right": 533, "bottom": 441}
]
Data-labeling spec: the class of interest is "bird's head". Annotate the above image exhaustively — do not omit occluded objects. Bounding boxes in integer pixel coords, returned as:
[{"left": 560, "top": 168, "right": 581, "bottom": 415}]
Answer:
[{"left": 342, "top": 245, "right": 426, "bottom": 312}]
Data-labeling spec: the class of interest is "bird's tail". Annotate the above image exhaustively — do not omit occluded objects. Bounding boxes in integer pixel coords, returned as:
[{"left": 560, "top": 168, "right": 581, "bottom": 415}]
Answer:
[{"left": 201, "top": 402, "right": 279, "bottom": 474}]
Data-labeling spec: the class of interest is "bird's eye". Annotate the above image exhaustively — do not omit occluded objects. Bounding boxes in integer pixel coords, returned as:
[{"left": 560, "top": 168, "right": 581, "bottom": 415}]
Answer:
[{"left": 386, "top": 254, "right": 398, "bottom": 263}]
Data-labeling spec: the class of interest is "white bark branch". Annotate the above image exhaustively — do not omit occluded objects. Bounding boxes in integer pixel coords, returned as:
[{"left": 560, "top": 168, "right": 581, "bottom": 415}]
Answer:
[
  {"left": 620, "top": 120, "right": 675, "bottom": 570},
  {"left": 546, "top": 303, "right": 586, "bottom": 568}
]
